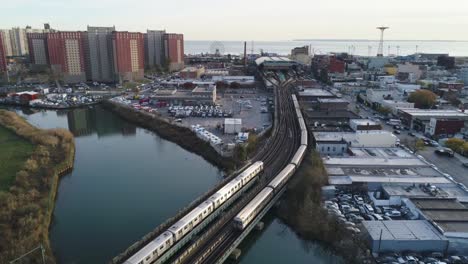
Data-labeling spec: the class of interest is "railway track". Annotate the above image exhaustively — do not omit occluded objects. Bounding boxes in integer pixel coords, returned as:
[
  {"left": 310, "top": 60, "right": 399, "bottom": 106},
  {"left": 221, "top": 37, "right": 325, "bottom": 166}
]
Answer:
[
  {"left": 177, "top": 72, "right": 301, "bottom": 264},
  {"left": 117, "top": 71, "right": 300, "bottom": 264}
]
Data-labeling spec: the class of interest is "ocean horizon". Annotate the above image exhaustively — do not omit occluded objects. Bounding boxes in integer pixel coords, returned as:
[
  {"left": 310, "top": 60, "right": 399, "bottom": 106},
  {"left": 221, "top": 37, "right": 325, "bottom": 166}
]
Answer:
[{"left": 185, "top": 39, "right": 468, "bottom": 57}]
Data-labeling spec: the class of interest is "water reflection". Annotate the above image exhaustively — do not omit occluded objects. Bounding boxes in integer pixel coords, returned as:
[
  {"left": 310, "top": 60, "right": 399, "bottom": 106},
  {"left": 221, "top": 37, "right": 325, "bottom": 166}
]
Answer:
[{"left": 67, "top": 107, "right": 136, "bottom": 137}]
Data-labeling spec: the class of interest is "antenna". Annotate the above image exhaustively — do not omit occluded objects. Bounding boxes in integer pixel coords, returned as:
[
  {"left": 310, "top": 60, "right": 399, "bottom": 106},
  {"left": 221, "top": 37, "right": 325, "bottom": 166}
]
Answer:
[
  {"left": 368, "top": 45, "right": 372, "bottom": 57},
  {"left": 251, "top": 40, "right": 254, "bottom": 55},
  {"left": 376, "top": 26, "right": 389, "bottom": 57},
  {"left": 415, "top": 45, "right": 419, "bottom": 54},
  {"left": 397, "top": 45, "right": 400, "bottom": 56}
]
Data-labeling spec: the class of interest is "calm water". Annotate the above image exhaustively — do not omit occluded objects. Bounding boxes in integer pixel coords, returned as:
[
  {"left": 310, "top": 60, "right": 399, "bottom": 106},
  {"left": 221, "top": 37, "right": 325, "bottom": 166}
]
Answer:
[
  {"left": 185, "top": 40, "right": 468, "bottom": 57},
  {"left": 10, "top": 106, "right": 340, "bottom": 264}
]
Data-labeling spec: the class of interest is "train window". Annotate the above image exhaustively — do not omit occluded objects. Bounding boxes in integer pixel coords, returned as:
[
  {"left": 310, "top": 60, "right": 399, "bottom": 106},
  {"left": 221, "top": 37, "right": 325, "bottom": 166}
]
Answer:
[
  {"left": 178, "top": 231, "right": 182, "bottom": 235},
  {"left": 166, "top": 240, "right": 170, "bottom": 245},
  {"left": 153, "top": 250, "right": 157, "bottom": 255},
  {"left": 146, "top": 256, "right": 151, "bottom": 261},
  {"left": 327, "top": 147, "right": 330, "bottom": 151},
  {"left": 160, "top": 245, "right": 164, "bottom": 250},
  {"left": 139, "top": 261, "right": 143, "bottom": 264},
  {"left": 203, "top": 210, "right": 206, "bottom": 214}
]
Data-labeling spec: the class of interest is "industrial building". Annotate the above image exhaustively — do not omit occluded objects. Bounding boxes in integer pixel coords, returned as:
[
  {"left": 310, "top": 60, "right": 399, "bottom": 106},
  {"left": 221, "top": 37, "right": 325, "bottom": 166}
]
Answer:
[
  {"left": 179, "top": 66, "right": 205, "bottom": 79},
  {"left": 349, "top": 119, "right": 382, "bottom": 131},
  {"left": 255, "top": 57, "right": 296, "bottom": 70},
  {"left": 314, "top": 131, "right": 398, "bottom": 155},
  {"left": 363, "top": 220, "right": 448, "bottom": 254},
  {"left": 112, "top": 31, "right": 145, "bottom": 81},
  {"left": 324, "top": 147, "right": 451, "bottom": 188},
  {"left": 86, "top": 26, "right": 116, "bottom": 82},
  {"left": 398, "top": 109, "right": 468, "bottom": 132},
  {"left": 411, "top": 198, "right": 468, "bottom": 254},
  {"left": 380, "top": 100, "right": 414, "bottom": 115},
  {"left": 47, "top": 31, "right": 87, "bottom": 83},
  {"left": 314, "top": 98, "right": 349, "bottom": 111},
  {"left": 298, "top": 89, "right": 335, "bottom": 101}
]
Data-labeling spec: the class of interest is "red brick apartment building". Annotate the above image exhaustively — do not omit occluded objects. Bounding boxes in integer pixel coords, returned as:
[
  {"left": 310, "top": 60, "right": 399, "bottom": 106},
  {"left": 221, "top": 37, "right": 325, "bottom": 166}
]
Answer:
[
  {"left": 0, "top": 31, "right": 7, "bottom": 73},
  {"left": 164, "top": 33, "right": 184, "bottom": 71},
  {"left": 112, "top": 32, "right": 144, "bottom": 81},
  {"left": 47, "top": 32, "right": 87, "bottom": 83}
]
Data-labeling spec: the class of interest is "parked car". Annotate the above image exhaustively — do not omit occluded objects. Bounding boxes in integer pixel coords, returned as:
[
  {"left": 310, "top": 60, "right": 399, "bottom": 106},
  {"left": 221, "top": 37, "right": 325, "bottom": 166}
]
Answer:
[
  {"left": 408, "top": 132, "right": 416, "bottom": 137},
  {"left": 353, "top": 195, "right": 364, "bottom": 205},
  {"left": 393, "top": 130, "right": 401, "bottom": 135},
  {"left": 462, "top": 163, "right": 468, "bottom": 168},
  {"left": 435, "top": 147, "right": 454, "bottom": 157}
]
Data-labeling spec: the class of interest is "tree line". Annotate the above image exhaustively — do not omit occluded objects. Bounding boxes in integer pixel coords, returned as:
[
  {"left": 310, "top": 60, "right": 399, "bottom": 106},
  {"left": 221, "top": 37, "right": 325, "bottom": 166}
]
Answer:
[{"left": 277, "top": 151, "right": 371, "bottom": 263}]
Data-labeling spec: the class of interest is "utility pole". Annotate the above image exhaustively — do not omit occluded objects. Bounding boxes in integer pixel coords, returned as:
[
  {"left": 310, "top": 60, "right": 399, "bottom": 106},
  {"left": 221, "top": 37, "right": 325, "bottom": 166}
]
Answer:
[{"left": 376, "top": 26, "right": 389, "bottom": 57}]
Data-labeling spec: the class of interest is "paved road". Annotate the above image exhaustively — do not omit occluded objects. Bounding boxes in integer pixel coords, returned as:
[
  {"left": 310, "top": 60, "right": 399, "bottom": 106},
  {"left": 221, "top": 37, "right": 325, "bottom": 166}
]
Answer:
[{"left": 344, "top": 95, "right": 468, "bottom": 187}]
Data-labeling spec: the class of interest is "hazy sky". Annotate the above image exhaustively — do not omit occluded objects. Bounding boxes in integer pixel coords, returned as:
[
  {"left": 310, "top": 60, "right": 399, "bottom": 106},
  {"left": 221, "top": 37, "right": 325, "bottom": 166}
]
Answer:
[{"left": 3, "top": 0, "right": 468, "bottom": 41}]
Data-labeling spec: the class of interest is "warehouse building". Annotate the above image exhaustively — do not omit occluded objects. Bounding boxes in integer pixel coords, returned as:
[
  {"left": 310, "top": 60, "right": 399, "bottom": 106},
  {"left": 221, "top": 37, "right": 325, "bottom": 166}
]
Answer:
[
  {"left": 349, "top": 119, "right": 382, "bottom": 131},
  {"left": 362, "top": 220, "right": 448, "bottom": 254},
  {"left": 255, "top": 56, "right": 296, "bottom": 70},
  {"left": 324, "top": 147, "right": 451, "bottom": 189},
  {"left": 398, "top": 109, "right": 468, "bottom": 132},
  {"left": 411, "top": 198, "right": 468, "bottom": 254},
  {"left": 179, "top": 66, "right": 205, "bottom": 79}
]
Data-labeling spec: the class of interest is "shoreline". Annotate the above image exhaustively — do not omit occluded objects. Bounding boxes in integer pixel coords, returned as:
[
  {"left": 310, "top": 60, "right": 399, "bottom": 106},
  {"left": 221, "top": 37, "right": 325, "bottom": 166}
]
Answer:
[
  {"left": 0, "top": 100, "right": 102, "bottom": 110},
  {"left": 101, "top": 100, "right": 239, "bottom": 172},
  {"left": 0, "top": 110, "right": 75, "bottom": 263}
]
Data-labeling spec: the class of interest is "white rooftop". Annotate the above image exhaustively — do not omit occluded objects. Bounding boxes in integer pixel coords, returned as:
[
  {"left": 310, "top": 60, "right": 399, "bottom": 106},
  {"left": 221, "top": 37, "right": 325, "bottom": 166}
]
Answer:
[
  {"left": 329, "top": 176, "right": 451, "bottom": 185},
  {"left": 324, "top": 157, "right": 427, "bottom": 167},
  {"left": 400, "top": 109, "right": 468, "bottom": 118}
]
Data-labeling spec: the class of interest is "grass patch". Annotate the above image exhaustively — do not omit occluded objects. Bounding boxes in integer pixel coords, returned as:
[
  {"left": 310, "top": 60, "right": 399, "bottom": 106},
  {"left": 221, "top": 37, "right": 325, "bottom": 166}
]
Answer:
[{"left": 0, "top": 125, "right": 34, "bottom": 191}]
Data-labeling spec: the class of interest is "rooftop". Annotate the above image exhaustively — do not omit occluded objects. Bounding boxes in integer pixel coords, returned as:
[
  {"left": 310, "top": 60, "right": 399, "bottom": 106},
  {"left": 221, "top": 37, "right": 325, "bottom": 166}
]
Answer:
[
  {"left": 324, "top": 157, "right": 427, "bottom": 167},
  {"left": 400, "top": 109, "right": 468, "bottom": 118},
  {"left": 383, "top": 185, "right": 468, "bottom": 199},
  {"left": 363, "top": 220, "right": 447, "bottom": 241},
  {"left": 412, "top": 198, "right": 468, "bottom": 234},
  {"left": 317, "top": 98, "right": 348, "bottom": 103},
  {"left": 349, "top": 119, "right": 379, "bottom": 126},
  {"left": 299, "top": 89, "right": 334, "bottom": 97},
  {"left": 329, "top": 176, "right": 451, "bottom": 185}
]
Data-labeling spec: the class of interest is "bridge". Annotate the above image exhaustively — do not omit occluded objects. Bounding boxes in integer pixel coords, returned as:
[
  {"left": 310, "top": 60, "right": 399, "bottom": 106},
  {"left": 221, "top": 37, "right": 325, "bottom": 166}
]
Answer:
[{"left": 111, "top": 70, "right": 308, "bottom": 264}]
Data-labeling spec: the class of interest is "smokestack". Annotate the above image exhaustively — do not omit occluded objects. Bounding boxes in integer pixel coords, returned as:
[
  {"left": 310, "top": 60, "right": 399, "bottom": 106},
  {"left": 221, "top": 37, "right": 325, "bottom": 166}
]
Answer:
[{"left": 244, "top": 41, "right": 247, "bottom": 68}]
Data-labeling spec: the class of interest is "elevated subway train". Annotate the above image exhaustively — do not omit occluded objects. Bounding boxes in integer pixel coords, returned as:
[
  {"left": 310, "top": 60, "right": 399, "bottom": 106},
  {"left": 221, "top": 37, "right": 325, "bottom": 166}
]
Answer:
[
  {"left": 234, "top": 94, "right": 308, "bottom": 230},
  {"left": 125, "top": 161, "right": 264, "bottom": 264}
]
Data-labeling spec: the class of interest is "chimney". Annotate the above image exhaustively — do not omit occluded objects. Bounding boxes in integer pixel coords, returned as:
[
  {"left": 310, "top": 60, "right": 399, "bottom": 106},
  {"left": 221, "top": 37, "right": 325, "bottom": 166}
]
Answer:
[{"left": 244, "top": 41, "right": 247, "bottom": 69}]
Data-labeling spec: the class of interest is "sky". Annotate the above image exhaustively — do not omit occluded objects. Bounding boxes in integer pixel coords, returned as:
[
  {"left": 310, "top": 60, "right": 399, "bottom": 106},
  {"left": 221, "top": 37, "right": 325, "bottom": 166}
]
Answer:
[{"left": 3, "top": 0, "right": 468, "bottom": 41}]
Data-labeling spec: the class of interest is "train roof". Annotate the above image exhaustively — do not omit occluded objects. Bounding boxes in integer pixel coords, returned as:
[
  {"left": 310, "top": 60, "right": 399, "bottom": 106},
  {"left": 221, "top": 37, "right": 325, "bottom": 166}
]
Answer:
[
  {"left": 268, "top": 164, "right": 295, "bottom": 189},
  {"left": 125, "top": 240, "right": 158, "bottom": 264},
  {"left": 235, "top": 188, "right": 273, "bottom": 222}
]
